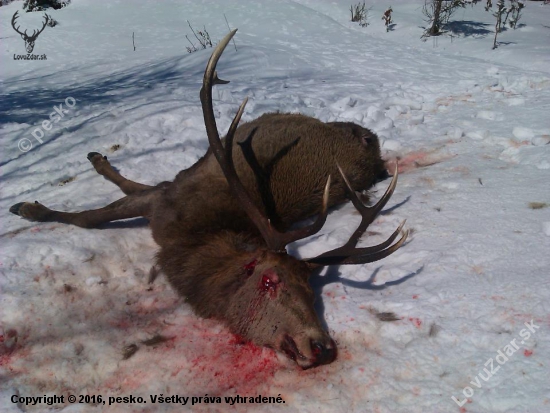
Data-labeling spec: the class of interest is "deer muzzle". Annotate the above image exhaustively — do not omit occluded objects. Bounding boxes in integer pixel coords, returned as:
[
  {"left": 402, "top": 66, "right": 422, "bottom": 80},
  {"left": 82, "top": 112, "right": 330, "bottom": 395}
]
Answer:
[{"left": 281, "top": 332, "right": 337, "bottom": 369}]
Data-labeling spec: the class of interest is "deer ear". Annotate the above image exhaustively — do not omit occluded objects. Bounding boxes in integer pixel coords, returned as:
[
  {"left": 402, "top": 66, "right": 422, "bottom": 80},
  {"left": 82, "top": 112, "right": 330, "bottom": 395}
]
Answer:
[{"left": 361, "top": 134, "right": 377, "bottom": 146}]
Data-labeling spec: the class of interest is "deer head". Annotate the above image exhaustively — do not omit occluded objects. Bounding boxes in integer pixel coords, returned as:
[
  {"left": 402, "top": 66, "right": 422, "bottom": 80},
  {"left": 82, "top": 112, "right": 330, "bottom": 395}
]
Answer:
[
  {"left": 199, "top": 30, "right": 408, "bottom": 369},
  {"left": 11, "top": 11, "right": 49, "bottom": 54}
]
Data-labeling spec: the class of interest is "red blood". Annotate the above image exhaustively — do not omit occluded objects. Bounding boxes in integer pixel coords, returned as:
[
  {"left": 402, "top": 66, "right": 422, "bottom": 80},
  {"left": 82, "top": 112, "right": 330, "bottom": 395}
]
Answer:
[
  {"left": 260, "top": 270, "right": 280, "bottom": 298},
  {"left": 408, "top": 317, "right": 422, "bottom": 328},
  {"left": 171, "top": 319, "right": 285, "bottom": 394},
  {"left": 95, "top": 317, "right": 287, "bottom": 399},
  {"left": 244, "top": 259, "right": 257, "bottom": 276},
  {"left": 0, "top": 354, "right": 11, "bottom": 366},
  {"left": 524, "top": 349, "right": 533, "bottom": 357},
  {"left": 261, "top": 274, "right": 277, "bottom": 291},
  {"left": 188, "top": 334, "right": 282, "bottom": 393},
  {"left": 412, "top": 295, "right": 418, "bottom": 299},
  {"left": 312, "top": 344, "right": 322, "bottom": 357}
]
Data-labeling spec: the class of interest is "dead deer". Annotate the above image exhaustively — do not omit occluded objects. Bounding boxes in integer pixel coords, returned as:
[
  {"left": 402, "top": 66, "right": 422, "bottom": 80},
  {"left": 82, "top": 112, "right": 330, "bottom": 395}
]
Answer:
[{"left": 10, "top": 30, "right": 408, "bottom": 369}]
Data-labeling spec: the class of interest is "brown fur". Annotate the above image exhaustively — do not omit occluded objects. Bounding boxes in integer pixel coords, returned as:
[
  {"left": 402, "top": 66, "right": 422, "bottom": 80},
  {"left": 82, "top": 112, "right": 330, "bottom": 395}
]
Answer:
[
  {"left": 10, "top": 114, "right": 386, "bottom": 368},
  {"left": 10, "top": 32, "right": 396, "bottom": 368}
]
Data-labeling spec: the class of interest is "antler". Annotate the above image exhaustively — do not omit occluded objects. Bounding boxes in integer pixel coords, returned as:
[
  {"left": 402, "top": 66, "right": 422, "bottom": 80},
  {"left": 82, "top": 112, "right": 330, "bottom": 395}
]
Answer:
[
  {"left": 29, "top": 13, "right": 49, "bottom": 40},
  {"left": 305, "top": 163, "right": 408, "bottom": 266},
  {"left": 11, "top": 11, "right": 48, "bottom": 39},
  {"left": 11, "top": 11, "right": 25, "bottom": 37},
  {"left": 200, "top": 29, "right": 407, "bottom": 261},
  {"left": 200, "top": 29, "right": 331, "bottom": 253}
]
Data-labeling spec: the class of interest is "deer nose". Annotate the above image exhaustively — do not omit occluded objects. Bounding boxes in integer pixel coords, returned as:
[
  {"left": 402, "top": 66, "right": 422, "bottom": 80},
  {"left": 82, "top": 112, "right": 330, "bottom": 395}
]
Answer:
[{"left": 311, "top": 338, "right": 337, "bottom": 365}]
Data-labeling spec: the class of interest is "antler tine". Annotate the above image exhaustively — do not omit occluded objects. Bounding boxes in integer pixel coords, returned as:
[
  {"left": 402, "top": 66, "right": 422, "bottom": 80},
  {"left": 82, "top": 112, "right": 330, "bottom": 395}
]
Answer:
[
  {"left": 338, "top": 161, "right": 399, "bottom": 250},
  {"left": 33, "top": 14, "right": 49, "bottom": 38},
  {"left": 332, "top": 228, "right": 408, "bottom": 265},
  {"left": 213, "top": 71, "right": 230, "bottom": 85},
  {"left": 277, "top": 174, "right": 331, "bottom": 249},
  {"left": 305, "top": 163, "right": 407, "bottom": 266},
  {"left": 239, "top": 126, "right": 331, "bottom": 248},
  {"left": 200, "top": 29, "right": 273, "bottom": 245},
  {"left": 11, "top": 11, "right": 25, "bottom": 36},
  {"left": 225, "top": 96, "right": 249, "bottom": 155},
  {"left": 200, "top": 29, "right": 332, "bottom": 252},
  {"left": 307, "top": 221, "right": 408, "bottom": 266}
]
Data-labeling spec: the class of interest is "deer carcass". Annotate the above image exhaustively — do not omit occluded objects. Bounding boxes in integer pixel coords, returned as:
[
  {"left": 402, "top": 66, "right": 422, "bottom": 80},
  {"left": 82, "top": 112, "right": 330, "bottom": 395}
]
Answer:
[{"left": 10, "top": 30, "right": 408, "bottom": 369}]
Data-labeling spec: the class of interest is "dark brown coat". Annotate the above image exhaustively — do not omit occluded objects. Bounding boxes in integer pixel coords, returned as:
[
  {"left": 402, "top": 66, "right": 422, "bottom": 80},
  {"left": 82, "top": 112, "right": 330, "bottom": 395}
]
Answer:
[{"left": 10, "top": 30, "right": 407, "bottom": 369}]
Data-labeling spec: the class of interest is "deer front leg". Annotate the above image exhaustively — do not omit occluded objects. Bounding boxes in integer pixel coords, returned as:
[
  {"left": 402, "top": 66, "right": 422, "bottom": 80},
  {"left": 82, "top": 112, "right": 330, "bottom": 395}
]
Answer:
[
  {"left": 88, "top": 152, "right": 153, "bottom": 195},
  {"left": 9, "top": 190, "right": 158, "bottom": 228}
]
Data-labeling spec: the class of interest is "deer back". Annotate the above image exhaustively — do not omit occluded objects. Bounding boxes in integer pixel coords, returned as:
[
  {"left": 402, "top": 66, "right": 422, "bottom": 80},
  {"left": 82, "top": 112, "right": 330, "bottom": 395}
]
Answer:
[{"left": 156, "top": 113, "right": 385, "bottom": 246}]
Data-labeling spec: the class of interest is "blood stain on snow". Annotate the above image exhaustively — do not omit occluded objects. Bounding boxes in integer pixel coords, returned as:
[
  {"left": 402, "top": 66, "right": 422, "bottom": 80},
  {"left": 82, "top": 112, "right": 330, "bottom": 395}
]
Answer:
[
  {"left": 390, "top": 150, "right": 454, "bottom": 173},
  {"left": 524, "top": 349, "right": 533, "bottom": 357},
  {"left": 409, "top": 317, "right": 422, "bottom": 328},
  {"left": 187, "top": 333, "right": 283, "bottom": 394},
  {"left": 120, "top": 317, "right": 289, "bottom": 396},
  {"left": 0, "top": 354, "right": 12, "bottom": 367},
  {"left": 508, "top": 139, "right": 530, "bottom": 148}
]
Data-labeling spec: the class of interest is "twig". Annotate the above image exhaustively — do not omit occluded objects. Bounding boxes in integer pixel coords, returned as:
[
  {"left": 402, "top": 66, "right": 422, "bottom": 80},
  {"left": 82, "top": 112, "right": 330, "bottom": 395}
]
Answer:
[
  {"left": 185, "top": 35, "right": 197, "bottom": 53},
  {"left": 187, "top": 20, "right": 206, "bottom": 48},
  {"left": 132, "top": 32, "right": 136, "bottom": 51},
  {"left": 224, "top": 13, "right": 237, "bottom": 51}
]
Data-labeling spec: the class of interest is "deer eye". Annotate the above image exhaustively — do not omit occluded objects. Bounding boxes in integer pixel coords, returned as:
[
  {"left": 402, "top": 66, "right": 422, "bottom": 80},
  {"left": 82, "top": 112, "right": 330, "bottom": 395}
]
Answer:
[{"left": 244, "top": 259, "right": 257, "bottom": 277}]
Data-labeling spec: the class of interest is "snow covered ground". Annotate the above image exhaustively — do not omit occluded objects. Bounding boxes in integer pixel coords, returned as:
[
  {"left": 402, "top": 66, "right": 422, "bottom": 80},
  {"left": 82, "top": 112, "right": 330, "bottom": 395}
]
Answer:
[{"left": 1, "top": 0, "right": 549, "bottom": 412}]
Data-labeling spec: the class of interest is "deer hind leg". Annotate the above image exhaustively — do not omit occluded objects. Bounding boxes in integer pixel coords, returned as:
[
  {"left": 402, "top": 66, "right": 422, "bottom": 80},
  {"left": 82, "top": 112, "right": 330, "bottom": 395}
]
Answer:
[
  {"left": 9, "top": 189, "right": 160, "bottom": 229},
  {"left": 88, "top": 152, "right": 153, "bottom": 195}
]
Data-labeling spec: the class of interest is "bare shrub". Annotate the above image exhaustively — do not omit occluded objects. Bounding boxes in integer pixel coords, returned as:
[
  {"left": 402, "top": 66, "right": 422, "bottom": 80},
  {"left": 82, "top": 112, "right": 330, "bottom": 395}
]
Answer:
[
  {"left": 422, "top": 0, "right": 467, "bottom": 37},
  {"left": 23, "top": 0, "right": 70, "bottom": 12},
  {"left": 350, "top": 2, "right": 370, "bottom": 27},
  {"left": 186, "top": 21, "right": 212, "bottom": 54}
]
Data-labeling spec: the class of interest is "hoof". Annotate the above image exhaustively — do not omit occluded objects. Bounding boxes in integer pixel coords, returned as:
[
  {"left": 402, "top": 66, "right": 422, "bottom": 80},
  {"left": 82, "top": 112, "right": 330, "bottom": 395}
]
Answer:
[
  {"left": 9, "top": 202, "right": 25, "bottom": 216},
  {"left": 87, "top": 152, "right": 105, "bottom": 161},
  {"left": 8, "top": 201, "right": 51, "bottom": 221}
]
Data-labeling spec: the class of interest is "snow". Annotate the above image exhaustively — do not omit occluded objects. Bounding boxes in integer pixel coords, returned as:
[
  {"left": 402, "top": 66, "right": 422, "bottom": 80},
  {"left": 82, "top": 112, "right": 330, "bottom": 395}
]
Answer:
[{"left": 1, "top": 0, "right": 549, "bottom": 412}]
